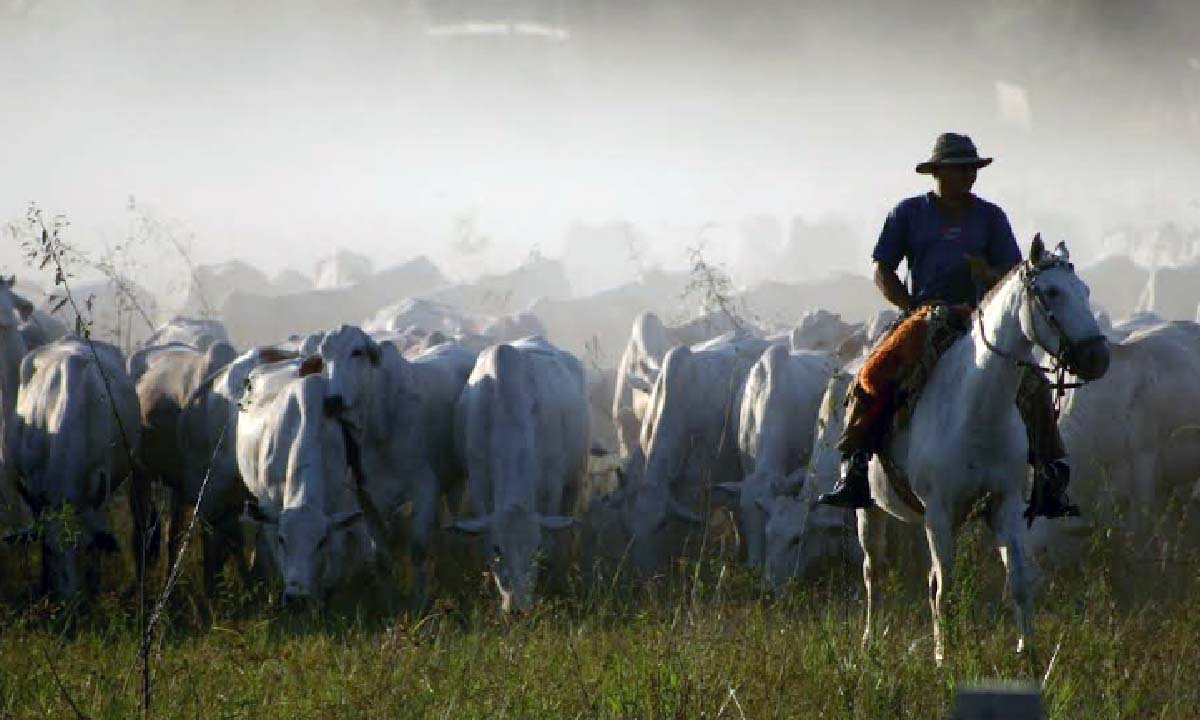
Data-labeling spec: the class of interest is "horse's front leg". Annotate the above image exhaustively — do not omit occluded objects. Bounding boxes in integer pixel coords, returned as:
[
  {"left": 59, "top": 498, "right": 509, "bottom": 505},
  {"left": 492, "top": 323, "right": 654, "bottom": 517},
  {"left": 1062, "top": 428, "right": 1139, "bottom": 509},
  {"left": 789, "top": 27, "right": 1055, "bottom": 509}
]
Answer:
[
  {"left": 924, "top": 510, "right": 954, "bottom": 666},
  {"left": 992, "top": 496, "right": 1036, "bottom": 658},
  {"left": 857, "top": 506, "right": 887, "bottom": 649}
]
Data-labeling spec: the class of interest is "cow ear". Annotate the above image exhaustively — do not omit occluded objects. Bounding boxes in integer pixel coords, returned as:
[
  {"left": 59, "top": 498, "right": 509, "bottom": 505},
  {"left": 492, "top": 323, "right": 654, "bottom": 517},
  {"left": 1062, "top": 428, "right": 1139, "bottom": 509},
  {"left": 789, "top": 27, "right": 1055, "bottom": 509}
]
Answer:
[
  {"left": 299, "top": 355, "right": 324, "bottom": 377},
  {"left": 1029, "top": 234, "right": 1045, "bottom": 264},
  {"left": 713, "top": 481, "right": 742, "bottom": 499},
  {"left": 537, "top": 515, "right": 576, "bottom": 532},
  {"left": 668, "top": 497, "right": 704, "bottom": 525},
  {"left": 13, "top": 296, "right": 32, "bottom": 322},
  {"left": 366, "top": 338, "right": 382, "bottom": 366},
  {"left": 776, "top": 469, "right": 806, "bottom": 495},
  {"left": 330, "top": 509, "right": 363, "bottom": 529},
  {"left": 3, "top": 528, "right": 37, "bottom": 545},
  {"left": 448, "top": 516, "right": 488, "bottom": 535},
  {"left": 241, "top": 500, "right": 274, "bottom": 525}
]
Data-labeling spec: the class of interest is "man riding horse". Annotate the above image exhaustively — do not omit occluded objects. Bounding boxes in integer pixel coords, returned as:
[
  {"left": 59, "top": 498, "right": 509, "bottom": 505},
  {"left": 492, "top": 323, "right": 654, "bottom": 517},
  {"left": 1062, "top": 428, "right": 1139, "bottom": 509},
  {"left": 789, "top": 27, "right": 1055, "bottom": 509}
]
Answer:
[{"left": 818, "top": 132, "right": 1077, "bottom": 523}]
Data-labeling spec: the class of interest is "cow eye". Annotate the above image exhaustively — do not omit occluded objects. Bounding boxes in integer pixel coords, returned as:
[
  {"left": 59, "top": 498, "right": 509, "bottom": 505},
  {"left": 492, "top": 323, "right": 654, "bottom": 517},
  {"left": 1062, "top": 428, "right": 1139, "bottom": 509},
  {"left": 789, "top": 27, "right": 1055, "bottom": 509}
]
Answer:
[
  {"left": 788, "top": 536, "right": 800, "bottom": 547},
  {"left": 351, "top": 348, "right": 364, "bottom": 358},
  {"left": 1045, "top": 287, "right": 1060, "bottom": 299}
]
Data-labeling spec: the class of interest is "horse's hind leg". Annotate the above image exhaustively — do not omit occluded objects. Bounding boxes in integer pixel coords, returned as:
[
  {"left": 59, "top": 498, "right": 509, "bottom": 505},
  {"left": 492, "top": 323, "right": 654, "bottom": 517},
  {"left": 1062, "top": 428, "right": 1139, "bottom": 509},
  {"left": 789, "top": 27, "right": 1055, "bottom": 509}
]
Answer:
[
  {"left": 857, "top": 506, "right": 887, "bottom": 649},
  {"left": 992, "top": 499, "right": 1036, "bottom": 657},
  {"left": 924, "top": 510, "right": 954, "bottom": 666}
]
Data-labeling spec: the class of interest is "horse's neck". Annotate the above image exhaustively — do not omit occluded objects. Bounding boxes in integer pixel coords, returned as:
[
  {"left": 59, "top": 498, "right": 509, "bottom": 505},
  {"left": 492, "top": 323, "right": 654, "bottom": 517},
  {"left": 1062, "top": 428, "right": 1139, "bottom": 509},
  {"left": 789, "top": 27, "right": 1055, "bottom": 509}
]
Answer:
[{"left": 941, "top": 272, "right": 1032, "bottom": 424}]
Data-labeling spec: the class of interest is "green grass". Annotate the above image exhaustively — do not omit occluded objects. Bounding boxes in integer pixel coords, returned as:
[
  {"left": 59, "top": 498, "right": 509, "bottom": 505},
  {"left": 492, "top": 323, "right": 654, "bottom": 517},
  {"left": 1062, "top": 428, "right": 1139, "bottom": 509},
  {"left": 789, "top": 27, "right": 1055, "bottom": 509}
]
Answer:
[{"left": 1, "top": 523, "right": 1197, "bottom": 719}]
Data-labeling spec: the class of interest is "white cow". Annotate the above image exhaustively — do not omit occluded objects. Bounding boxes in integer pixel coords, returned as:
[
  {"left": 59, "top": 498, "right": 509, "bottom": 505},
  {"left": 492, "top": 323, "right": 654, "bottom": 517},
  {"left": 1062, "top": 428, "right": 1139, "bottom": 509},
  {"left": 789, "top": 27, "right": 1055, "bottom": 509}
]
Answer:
[
  {"left": 611, "top": 311, "right": 742, "bottom": 460},
  {"left": 790, "top": 308, "right": 860, "bottom": 355},
  {"left": 18, "top": 307, "right": 66, "bottom": 352},
  {"left": 236, "top": 359, "right": 374, "bottom": 602},
  {"left": 175, "top": 344, "right": 300, "bottom": 586},
  {"left": 130, "top": 341, "right": 238, "bottom": 592},
  {"left": 0, "top": 279, "right": 32, "bottom": 526},
  {"left": 758, "top": 369, "right": 864, "bottom": 592},
  {"left": 717, "top": 345, "right": 837, "bottom": 568},
  {"left": 450, "top": 337, "right": 588, "bottom": 613},
  {"left": 622, "top": 331, "right": 770, "bottom": 575},
  {"left": 316, "top": 324, "right": 477, "bottom": 605},
  {"left": 1030, "top": 321, "right": 1200, "bottom": 566},
  {"left": 6, "top": 337, "right": 143, "bottom": 597},
  {"left": 144, "top": 317, "right": 231, "bottom": 352}
]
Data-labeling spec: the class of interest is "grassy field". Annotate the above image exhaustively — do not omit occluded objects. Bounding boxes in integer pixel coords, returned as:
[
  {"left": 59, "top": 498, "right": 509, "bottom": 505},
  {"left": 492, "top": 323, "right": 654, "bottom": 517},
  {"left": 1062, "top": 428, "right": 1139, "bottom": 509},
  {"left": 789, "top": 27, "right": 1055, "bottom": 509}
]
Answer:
[{"left": 1, "top": 522, "right": 1197, "bottom": 719}]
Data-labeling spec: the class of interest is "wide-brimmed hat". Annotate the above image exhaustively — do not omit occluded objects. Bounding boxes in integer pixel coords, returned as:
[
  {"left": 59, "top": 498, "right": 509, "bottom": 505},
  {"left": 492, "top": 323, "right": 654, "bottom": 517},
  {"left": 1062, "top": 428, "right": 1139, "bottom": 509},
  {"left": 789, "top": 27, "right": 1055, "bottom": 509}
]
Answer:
[{"left": 915, "top": 133, "right": 993, "bottom": 174}]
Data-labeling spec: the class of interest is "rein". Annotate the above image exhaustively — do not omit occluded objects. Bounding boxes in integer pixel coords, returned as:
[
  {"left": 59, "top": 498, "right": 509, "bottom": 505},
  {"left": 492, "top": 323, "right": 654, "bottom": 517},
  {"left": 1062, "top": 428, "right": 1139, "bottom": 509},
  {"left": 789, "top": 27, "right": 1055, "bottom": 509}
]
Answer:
[{"left": 975, "top": 260, "right": 1091, "bottom": 417}]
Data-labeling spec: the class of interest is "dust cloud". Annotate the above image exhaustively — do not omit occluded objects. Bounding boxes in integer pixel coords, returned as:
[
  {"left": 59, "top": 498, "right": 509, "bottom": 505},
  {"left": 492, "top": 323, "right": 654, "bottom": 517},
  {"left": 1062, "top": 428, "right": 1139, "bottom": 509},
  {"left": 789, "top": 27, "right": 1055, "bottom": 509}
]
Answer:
[{"left": 1, "top": 0, "right": 1198, "bottom": 297}]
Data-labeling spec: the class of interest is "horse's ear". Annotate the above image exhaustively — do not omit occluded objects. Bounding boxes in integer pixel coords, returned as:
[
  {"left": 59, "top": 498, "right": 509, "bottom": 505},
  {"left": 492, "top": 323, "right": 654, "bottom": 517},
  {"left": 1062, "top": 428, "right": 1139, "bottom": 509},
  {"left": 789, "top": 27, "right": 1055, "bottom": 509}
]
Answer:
[
  {"left": 1053, "top": 241, "right": 1070, "bottom": 262},
  {"left": 1029, "top": 234, "right": 1045, "bottom": 264}
]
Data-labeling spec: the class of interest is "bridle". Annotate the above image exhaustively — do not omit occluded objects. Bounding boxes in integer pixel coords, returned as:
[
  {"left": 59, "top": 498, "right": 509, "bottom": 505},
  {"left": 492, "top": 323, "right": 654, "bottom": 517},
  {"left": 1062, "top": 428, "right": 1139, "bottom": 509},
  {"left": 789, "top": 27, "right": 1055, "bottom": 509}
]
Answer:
[{"left": 976, "top": 255, "right": 1102, "bottom": 416}]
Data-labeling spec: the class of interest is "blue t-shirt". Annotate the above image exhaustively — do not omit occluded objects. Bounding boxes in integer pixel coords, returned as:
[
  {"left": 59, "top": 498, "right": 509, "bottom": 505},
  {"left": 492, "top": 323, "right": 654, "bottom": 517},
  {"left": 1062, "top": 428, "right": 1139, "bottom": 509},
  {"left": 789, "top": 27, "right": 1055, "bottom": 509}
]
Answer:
[{"left": 872, "top": 192, "right": 1022, "bottom": 306}]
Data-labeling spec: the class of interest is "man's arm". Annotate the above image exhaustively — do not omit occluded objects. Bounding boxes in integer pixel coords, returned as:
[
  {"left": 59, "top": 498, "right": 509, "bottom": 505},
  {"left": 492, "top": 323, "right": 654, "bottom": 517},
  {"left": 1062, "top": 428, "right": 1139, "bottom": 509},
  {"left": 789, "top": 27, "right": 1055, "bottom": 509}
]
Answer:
[{"left": 873, "top": 260, "right": 914, "bottom": 313}]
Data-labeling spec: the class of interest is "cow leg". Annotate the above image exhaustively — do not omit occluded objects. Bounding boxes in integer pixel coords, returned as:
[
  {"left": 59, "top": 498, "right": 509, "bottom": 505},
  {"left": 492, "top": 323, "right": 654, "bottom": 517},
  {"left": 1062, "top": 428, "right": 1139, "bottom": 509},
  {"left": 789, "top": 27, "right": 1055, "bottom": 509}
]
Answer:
[
  {"left": 991, "top": 495, "right": 1036, "bottom": 658},
  {"left": 408, "top": 481, "right": 439, "bottom": 612},
  {"left": 857, "top": 506, "right": 887, "bottom": 649},
  {"left": 1128, "top": 450, "right": 1157, "bottom": 551},
  {"left": 924, "top": 510, "right": 954, "bottom": 667},
  {"left": 202, "top": 515, "right": 239, "bottom": 599}
]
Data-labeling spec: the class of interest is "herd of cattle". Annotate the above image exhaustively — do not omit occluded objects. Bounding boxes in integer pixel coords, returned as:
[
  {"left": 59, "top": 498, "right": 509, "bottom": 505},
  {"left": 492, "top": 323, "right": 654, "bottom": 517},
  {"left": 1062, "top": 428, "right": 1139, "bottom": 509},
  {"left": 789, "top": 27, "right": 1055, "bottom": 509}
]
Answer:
[{"left": 1, "top": 269, "right": 1198, "bottom": 614}]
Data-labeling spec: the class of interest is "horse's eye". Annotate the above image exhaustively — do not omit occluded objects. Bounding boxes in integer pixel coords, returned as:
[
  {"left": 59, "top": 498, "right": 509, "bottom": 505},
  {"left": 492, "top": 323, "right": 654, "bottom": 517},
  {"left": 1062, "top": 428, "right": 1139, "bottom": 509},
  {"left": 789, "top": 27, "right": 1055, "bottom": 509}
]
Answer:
[
  {"left": 350, "top": 348, "right": 364, "bottom": 358},
  {"left": 788, "top": 536, "right": 801, "bottom": 547},
  {"left": 1045, "top": 287, "right": 1060, "bottom": 299}
]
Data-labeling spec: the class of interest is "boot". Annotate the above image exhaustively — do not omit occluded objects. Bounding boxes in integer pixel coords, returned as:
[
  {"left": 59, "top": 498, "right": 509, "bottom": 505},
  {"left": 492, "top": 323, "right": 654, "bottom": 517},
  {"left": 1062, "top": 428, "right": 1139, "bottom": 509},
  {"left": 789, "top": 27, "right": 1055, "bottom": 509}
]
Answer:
[
  {"left": 1024, "top": 457, "right": 1080, "bottom": 527},
  {"left": 817, "top": 450, "right": 875, "bottom": 509}
]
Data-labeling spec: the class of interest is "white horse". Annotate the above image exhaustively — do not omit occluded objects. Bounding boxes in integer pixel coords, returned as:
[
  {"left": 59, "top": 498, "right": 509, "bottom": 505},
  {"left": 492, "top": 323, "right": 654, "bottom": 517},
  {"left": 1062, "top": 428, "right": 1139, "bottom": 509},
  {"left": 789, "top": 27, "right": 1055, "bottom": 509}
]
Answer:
[{"left": 858, "top": 236, "right": 1110, "bottom": 665}]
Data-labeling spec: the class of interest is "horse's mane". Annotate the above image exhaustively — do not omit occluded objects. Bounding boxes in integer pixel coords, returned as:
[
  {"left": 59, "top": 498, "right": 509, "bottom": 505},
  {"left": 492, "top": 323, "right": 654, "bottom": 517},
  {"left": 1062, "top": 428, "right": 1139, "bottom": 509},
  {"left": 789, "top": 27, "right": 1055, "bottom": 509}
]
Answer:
[{"left": 976, "top": 262, "right": 1026, "bottom": 310}]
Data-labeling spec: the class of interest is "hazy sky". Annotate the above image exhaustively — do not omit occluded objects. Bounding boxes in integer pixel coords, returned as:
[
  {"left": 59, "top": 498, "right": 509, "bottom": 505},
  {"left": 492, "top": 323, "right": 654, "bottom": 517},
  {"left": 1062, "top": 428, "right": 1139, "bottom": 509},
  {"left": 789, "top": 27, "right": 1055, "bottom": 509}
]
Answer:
[{"left": 2, "top": 0, "right": 1198, "bottom": 295}]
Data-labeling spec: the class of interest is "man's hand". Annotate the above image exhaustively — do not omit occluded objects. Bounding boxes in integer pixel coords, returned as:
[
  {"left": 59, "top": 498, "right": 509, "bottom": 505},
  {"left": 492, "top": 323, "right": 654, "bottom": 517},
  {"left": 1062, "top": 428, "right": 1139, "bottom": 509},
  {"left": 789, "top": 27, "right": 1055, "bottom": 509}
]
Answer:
[
  {"left": 872, "top": 261, "right": 915, "bottom": 313},
  {"left": 966, "top": 256, "right": 1002, "bottom": 295}
]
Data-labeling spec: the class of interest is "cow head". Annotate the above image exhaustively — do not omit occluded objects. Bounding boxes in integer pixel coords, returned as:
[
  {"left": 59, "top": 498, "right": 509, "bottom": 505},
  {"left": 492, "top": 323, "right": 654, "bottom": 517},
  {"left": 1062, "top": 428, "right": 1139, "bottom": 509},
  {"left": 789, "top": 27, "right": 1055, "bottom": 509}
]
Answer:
[
  {"left": 761, "top": 494, "right": 854, "bottom": 594},
  {"left": 620, "top": 482, "right": 703, "bottom": 577},
  {"left": 715, "top": 467, "right": 805, "bottom": 568},
  {"left": 791, "top": 309, "right": 853, "bottom": 354},
  {"left": 451, "top": 505, "right": 575, "bottom": 613},
  {"left": 317, "top": 325, "right": 383, "bottom": 422},
  {"left": 29, "top": 503, "right": 119, "bottom": 600},
  {"left": 249, "top": 502, "right": 365, "bottom": 605}
]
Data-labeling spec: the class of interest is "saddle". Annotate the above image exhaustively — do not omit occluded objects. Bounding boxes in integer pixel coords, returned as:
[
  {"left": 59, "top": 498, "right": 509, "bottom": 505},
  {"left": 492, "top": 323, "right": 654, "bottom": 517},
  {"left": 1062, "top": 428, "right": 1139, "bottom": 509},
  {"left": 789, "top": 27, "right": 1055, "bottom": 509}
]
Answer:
[
  {"left": 886, "top": 304, "right": 972, "bottom": 437},
  {"left": 846, "top": 303, "right": 972, "bottom": 514}
]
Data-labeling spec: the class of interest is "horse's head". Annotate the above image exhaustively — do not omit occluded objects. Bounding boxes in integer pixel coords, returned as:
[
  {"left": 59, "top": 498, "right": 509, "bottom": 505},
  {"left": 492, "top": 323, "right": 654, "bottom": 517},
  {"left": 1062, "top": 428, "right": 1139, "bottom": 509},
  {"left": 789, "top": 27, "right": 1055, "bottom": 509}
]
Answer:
[{"left": 1019, "top": 235, "right": 1110, "bottom": 381}]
